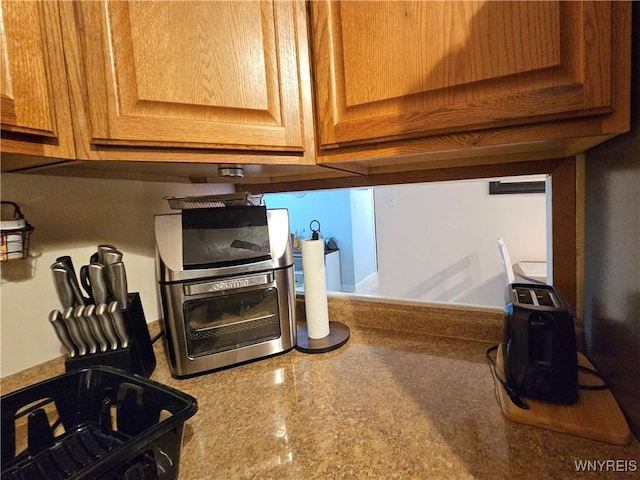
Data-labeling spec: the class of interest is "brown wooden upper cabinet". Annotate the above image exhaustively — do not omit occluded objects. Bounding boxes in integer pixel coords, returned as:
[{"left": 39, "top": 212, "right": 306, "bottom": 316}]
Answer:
[
  {"left": 61, "top": 0, "right": 311, "bottom": 158},
  {"left": 309, "top": 1, "right": 630, "bottom": 166},
  {"left": 1, "top": 0, "right": 631, "bottom": 178},
  {"left": 0, "top": 0, "right": 76, "bottom": 165}
]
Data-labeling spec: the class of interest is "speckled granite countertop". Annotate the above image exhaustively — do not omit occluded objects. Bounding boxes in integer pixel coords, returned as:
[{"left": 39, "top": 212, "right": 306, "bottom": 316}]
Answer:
[{"left": 3, "top": 295, "right": 639, "bottom": 479}]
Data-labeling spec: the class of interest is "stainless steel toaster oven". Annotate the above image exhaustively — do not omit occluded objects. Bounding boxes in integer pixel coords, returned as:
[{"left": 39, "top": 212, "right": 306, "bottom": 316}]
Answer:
[{"left": 155, "top": 207, "right": 296, "bottom": 377}]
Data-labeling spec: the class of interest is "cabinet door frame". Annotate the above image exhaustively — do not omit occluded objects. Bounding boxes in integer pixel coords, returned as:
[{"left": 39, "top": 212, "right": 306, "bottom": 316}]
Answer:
[
  {"left": 1, "top": 0, "right": 76, "bottom": 167},
  {"left": 63, "top": 0, "right": 307, "bottom": 153},
  {"left": 310, "top": 0, "right": 619, "bottom": 149}
]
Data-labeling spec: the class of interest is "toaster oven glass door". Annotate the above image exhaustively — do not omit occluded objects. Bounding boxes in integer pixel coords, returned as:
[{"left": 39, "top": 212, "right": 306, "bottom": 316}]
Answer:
[{"left": 183, "top": 287, "right": 281, "bottom": 357}]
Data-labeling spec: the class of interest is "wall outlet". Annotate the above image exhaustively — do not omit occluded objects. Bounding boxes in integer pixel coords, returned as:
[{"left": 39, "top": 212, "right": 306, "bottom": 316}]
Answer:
[{"left": 386, "top": 194, "right": 396, "bottom": 207}]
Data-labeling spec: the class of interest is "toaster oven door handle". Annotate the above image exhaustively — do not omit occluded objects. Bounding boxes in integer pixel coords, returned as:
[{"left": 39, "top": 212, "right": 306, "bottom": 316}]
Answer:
[{"left": 184, "top": 273, "right": 274, "bottom": 296}]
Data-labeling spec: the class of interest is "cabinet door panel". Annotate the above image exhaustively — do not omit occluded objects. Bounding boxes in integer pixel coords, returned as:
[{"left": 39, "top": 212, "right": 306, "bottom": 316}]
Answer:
[
  {"left": 75, "top": 1, "right": 304, "bottom": 151},
  {"left": 2, "top": 1, "right": 53, "bottom": 136},
  {"left": 1, "top": 0, "right": 75, "bottom": 161},
  {"left": 311, "top": 0, "right": 614, "bottom": 148}
]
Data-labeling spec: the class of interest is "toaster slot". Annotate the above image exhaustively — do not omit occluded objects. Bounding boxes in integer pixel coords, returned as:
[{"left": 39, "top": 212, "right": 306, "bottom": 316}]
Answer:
[
  {"left": 513, "top": 287, "right": 558, "bottom": 308},
  {"left": 533, "top": 288, "right": 557, "bottom": 307},
  {"left": 514, "top": 287, "right": 534, "bottom": 304}
]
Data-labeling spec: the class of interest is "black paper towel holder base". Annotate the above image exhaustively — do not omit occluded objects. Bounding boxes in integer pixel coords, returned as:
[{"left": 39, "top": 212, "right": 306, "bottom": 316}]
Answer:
[{"left": 295, "top": 321, "right": 350, "bottom": 354}]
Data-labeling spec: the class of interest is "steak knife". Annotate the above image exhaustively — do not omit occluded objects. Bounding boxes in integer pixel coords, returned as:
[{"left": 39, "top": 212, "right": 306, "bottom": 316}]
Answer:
[
  {"left": 49, "top": 310, "right": 78, "bottom": 357},
  {"left": 96, "top": 303, "right": 120, "bottom": 350},
  {"left": 62, "top": 307, "right": 88, "bottom": 356},
  {"left": 108, "top": 301, "right": 130, "bottom": 348},
  {"left": 74, "top": 306, "right": 98, "bottom": 354},
  {"left": 84, "top": 304, "right": 110, "bottom": 353}
]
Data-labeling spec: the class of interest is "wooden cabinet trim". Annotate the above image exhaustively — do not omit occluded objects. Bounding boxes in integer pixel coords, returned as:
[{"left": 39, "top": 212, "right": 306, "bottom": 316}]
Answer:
[{"left": 549, "top": 157, "right": 579, "bottom": 315}]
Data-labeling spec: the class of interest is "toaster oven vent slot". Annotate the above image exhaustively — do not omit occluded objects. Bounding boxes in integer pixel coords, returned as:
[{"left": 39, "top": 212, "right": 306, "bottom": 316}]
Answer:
[{"left": 164, "top": 193, "right": 263, "bottom": 210}]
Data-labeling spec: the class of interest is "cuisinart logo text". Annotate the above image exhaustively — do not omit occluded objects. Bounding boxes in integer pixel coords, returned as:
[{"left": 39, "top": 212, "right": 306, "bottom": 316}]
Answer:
[
  {"left": 208, "top": 278, "right": 251, "bottom": 292},
  {"left": 184, "top": 274, "right": 270, "bottom": 296},
  {"left": 574, "top": 460, "right": 637, "bottom": 473}
]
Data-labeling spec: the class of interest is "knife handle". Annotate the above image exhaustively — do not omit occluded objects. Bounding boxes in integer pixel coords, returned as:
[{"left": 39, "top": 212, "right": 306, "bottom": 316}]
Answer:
[
  {"left": 52, "top": 267, "right": 75, "bottom": 309},
  {"left": 67, "top": 269, "right": 88, "bottom": 306},
  {"left": 87, "top": 263, "right": 110, "bottom": 304},
  {"left": 106, "top": 262, "right": 128, "bottom": 310},
  {"left": 103, "top": 250, "right": 123, "bottom": 267},
  {"left": 49, "top": 310, "right": 77, "bottom": 357},
  {"left": 108, "top": 301, "right": 130, "bottom": 348},
  {"left": 96, "top": 303, "right": 120, "bottom": 350},
  {"left": 62, "top": 307, "right": 88, "bottom": 356},
  {"left": 84, "top": 304, "right": 110, "bottom": 353},
  {"left": 79, "top": 265, "right": 94, "bottom": 303},
  {"left": 74, "top": 306, "right": 99, "bottom": 354},
  {"left": 52, "top": 261, "right": 87, "bottom": 306},
  {"left": 56, "top": 255, "right": 76, "bottom": 276},
  {"left": 97, "top": 244, "right": 118, "bottom": 264}
]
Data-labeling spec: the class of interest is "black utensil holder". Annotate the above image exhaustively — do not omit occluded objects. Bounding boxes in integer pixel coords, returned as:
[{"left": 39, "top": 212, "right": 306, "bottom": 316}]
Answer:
[{"left": 65, "top": 293, "right": 156, "bottom": 377}]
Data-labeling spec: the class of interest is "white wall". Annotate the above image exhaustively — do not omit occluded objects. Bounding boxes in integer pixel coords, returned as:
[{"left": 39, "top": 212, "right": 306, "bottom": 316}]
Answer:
[
  {"left": 374, "top": 176, "right": 547, "bottom": 307},
  {"left": 350, "top": 189, "right": 377, "bottom": 288},
  {"left": 1, "top": 173, "right": 232, "bottom": 377},
  {"left": 264, "top": 189, "right": 377, "bottom": 292}
]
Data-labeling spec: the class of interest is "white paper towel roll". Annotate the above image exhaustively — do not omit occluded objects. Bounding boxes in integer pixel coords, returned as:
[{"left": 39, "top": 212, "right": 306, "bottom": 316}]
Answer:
[{"left": 301, "top": 238, "right": 330, "bottom": 339}]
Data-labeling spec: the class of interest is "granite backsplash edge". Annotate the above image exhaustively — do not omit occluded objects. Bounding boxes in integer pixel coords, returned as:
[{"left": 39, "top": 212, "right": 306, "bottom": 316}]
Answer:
[{"left": 298, "top": 292, "right": 505, "bottom": 344}]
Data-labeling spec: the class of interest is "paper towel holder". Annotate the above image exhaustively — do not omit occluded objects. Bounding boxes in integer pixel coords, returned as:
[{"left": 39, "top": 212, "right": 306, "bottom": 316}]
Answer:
[
  {"left": 295, "top": 219, "right": 350, "bottom": 354},
  {"left": 296, "top": 321, "right": 350, "bottom": 354}
]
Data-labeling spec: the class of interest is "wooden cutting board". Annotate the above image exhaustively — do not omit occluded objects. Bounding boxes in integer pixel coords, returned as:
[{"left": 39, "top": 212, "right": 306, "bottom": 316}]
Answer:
[{"left": 494, "top": 344, "right": 632, "bottom": 445}]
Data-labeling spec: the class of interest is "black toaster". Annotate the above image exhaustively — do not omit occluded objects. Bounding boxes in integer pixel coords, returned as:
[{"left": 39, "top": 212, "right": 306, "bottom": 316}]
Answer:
[{"left": 504, "top": 283, "right": 578, "bottom": 405}]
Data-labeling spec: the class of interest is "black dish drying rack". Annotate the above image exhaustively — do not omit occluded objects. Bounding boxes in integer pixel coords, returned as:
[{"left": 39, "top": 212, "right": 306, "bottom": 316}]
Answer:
[{"left": 1, "top": 367, "right": 197, "bottom": 480}]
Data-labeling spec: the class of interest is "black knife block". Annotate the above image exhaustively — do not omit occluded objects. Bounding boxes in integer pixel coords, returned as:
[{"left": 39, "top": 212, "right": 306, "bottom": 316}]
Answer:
[{"left": 64, "top": 293, "right": 156, "bottom": 377}]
